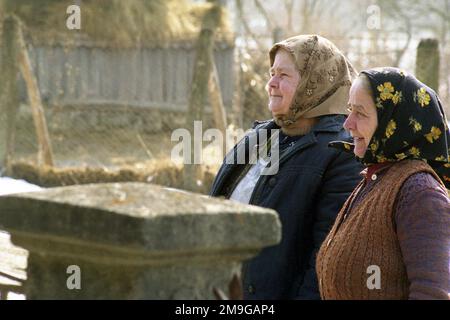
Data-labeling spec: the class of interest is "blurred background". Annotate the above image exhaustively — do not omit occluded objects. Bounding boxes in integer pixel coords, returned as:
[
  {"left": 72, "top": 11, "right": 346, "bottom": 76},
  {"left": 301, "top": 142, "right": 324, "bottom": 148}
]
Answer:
[{"left": 0, "top": 0, "right": 449, "bottom": 193}]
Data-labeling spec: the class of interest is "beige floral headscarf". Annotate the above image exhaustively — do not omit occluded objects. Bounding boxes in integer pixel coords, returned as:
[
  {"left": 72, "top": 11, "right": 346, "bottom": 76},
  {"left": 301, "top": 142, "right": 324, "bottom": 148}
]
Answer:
[{"left": 269, "top": 35, "right": 357, "bottom": 127}]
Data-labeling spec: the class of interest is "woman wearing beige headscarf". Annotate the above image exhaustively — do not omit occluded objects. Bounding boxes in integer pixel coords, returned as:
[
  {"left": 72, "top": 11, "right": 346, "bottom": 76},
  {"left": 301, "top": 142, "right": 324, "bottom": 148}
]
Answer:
[{"left": 210, "top": 35, "right": 363, "bottom": 299}]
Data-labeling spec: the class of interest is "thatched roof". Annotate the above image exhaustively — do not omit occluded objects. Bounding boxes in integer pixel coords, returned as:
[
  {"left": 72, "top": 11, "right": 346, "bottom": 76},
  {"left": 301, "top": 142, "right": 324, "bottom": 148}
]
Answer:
[{"left": 0, "top": 0, "right": 234, "bottom": 48}]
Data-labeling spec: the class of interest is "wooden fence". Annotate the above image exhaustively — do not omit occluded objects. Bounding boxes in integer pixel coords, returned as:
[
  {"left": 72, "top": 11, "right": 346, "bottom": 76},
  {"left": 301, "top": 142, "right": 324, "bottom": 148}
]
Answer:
[{"left": 17, "top": 40, "right": 235, "bottom": 111}]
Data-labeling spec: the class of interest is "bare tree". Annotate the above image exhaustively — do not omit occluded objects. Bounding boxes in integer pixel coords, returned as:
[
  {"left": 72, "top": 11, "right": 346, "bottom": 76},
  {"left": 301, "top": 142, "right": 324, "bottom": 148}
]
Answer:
[
  {"left": 253, "top": 0, "right": 274, "bottom": 32},
  {"left": 235, "top": 0, "right": 265, "bottom": 50},
  {"left": 377, "top": 0, "right": 450, "bottom": 113}
]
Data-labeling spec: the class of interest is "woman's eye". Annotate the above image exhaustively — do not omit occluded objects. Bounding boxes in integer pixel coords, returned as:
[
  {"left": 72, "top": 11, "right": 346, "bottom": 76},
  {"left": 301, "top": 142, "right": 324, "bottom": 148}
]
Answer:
[{"left": 356, "top": 112, "right": 367, "bottom": 118}]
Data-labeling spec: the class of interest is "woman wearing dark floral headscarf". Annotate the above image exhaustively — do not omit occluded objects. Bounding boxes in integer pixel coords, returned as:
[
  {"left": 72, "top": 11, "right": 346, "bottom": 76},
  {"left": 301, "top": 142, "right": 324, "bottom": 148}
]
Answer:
[{"left": 316, "top": 67, "right": 450, "bottom": 300}]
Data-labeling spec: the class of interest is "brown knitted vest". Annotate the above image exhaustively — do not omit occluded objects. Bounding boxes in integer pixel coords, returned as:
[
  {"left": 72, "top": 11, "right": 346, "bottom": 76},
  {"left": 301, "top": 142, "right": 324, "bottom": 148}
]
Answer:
[{"left": 316, "top": 160, "right": 445, "bottom": 299}]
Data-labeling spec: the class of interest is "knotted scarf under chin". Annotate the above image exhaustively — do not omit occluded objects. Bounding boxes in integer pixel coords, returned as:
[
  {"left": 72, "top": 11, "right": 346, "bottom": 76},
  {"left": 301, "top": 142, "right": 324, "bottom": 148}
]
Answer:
[{"left": 273, "top": 113, "right": 318, "bottom": 136}]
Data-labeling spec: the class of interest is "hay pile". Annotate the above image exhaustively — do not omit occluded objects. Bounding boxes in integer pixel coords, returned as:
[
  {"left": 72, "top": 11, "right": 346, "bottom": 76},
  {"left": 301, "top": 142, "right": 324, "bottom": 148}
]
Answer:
[{"left": 0, "top": 0, "right": 233, "bottom": 47}]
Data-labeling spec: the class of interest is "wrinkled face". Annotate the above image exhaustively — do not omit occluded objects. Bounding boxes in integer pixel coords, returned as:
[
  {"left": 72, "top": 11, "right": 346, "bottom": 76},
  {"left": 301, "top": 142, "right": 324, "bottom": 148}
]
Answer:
[
  {"left": 267, "top": 49, "right": 300, "bottom": 117},
  {"left": 344, "top": 79, "right": 378, "bottom": 158}
]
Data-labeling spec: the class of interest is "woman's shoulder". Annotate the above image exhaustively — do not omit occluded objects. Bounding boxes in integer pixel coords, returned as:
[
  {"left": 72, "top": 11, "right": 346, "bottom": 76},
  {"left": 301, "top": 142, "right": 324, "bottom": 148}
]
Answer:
[
  {"left": 387, "top": 160, "right": 445, "bottom": 186},
  {"left": 395, "top": 171, "right": 449, "bottom": 217},
  {"left": 401, "top": 171, "right": 444, "bottom": 193},
  {"left": 394, "top": 173, "right": 450, "bottom": 300}
]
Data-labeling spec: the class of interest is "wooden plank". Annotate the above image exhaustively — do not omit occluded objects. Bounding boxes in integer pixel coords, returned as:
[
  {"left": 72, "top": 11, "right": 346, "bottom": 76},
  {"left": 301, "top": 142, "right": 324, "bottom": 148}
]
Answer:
[
  {"left": 95, "top": 48, "right": 103, "bottom": 98},
  {"left": 208, "top": 59, "right": 227, "bottom": 145},
  {"left": 74, "top": 47, "right": 82, "bottom": 100},
  {"left": 187, "top": 49, "right": 195, "bottom": 87},
  {"left": 16, "top": 19, "right": 54, "bottom": 166},
  {"left": 117, "top": 48, "right": 135, "bottom": 102},
  {"left": 135, "top": 49, "right": 144, "bottom": 102},
  {"left": 151, "top": 48, "right": 163, "bottom": 103},
  {"left": 163, "top": 48, "right": 172, "bottom": 103},
  {"left": 79, "top": 47, "right": 89, "bottom": 99},
  {"left": 53, "top": 46, "right": 65, "bottom": 102},
  {"left": 0, "top": 16, "right": 20, "bottom": 175},
  {"left": 86, "top": 47, "right": 93, "bottom": 98},
  {"left": 89, "top": 48, "right": 101, "bottom": 99},
  {"left": 63, "top": 47, "right": 79, "bottom": 101},
  {"left": 129, "top": 49, "right": 139, "bottom": 101},
  {"left": 170, "top": 49, "right": 178, "bottom": 103},
  {"left": 176, "top": 48, "right": 189, "bottom": 104},
  {"left": 185, "top": 48, "right": 196, "bottom": 109},
  {"left": 101, "top": 49, "right": 115, "bottom": 100},
  {"left": 115, "top": 51, "right": 124, "bottom": 101},
  {"left": 36, "top": 47, "right": 49, "bottom": 99},
  {"left": 140, "top": 48, "right": 151, "bottom": 103}
]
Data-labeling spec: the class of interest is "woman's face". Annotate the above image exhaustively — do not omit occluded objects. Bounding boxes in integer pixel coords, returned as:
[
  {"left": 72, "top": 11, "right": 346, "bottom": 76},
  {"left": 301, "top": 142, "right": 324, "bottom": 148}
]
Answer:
[
  {"left": 344, "top": 79, "right": 378, "bottom": 158},
  {"left": 266, "top": 49, "right": 300, "bottom": 117}
]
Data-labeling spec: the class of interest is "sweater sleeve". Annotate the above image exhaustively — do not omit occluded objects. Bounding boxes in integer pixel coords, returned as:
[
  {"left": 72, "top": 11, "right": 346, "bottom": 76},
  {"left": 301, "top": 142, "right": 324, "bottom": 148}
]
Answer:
[{"left": 395, "top": 172, "right": 450, "bottom": 300}]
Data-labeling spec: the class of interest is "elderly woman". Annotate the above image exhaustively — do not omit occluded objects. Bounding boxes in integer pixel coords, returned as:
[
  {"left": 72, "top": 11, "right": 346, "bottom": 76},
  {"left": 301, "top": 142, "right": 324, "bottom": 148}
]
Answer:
[
  {"left": 316, "top": 67, "right": 450, "bottom": 300},
  {"left": 210, "top": 35, "right": 363, "bottom": 299}
]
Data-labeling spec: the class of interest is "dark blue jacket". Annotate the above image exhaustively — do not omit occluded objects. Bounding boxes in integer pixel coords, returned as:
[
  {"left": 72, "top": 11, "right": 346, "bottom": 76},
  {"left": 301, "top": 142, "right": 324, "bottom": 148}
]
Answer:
[{"left": 210, "top": 115, "right": 363, "bottom": 299}]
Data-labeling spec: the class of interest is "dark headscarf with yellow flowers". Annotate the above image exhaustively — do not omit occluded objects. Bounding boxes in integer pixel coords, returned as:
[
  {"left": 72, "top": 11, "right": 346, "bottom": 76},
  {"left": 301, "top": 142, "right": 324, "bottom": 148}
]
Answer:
[{"left": 350, "top": 67, "right": 450, "bottom": 189}]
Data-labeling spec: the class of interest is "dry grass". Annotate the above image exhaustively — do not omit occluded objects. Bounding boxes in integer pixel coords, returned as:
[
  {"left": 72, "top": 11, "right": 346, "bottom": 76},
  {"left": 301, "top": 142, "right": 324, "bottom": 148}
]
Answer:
[
  {"left": 4, "top": 114, "right": 232, "bottom": 194},
  {"left": 0, "top": 0, "right": 233, "bottom": 47}
]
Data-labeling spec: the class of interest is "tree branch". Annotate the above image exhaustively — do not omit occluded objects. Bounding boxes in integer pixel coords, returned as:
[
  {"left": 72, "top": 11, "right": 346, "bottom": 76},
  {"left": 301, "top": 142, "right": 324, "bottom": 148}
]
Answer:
[
  {"left": 235, "top": 0, "right": 265, "bottom": 50},
  {"left": 253, "top": 0, "right": 274, "bottom": 32}
]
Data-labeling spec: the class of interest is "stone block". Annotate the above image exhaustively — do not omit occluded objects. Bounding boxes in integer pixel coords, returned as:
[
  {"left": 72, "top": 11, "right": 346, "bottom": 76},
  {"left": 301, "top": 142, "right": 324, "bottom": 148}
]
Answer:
[{"left": 0, "top": 183, "right": 281, "bottom": 299}]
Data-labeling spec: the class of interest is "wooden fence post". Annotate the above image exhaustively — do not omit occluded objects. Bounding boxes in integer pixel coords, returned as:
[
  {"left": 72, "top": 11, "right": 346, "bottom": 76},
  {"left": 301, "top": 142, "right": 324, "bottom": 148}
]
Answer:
[
  {"left": 183, "top": 4, "right": 223, "bottom": 192},
  {"left": 416, "top": 39, "right": 440, "bottom": 93},
  {"left": 208, "top": 60, "right": 228, "bottom": 156},
  {"left": 0, "top": 16, "right": 20, "bottom": 175},
  {"left": 15, "top": 16, "right": 54, "bottom": 167},
  {"left": 0, "top": 15, "right": 54, "bottom": 171}
]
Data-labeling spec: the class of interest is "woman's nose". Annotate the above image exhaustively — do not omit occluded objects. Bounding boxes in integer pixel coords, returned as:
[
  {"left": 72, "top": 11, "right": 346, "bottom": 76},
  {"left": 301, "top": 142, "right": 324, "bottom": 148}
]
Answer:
[
  {"left": 267, "top": 76, "right": 278, "bottom": 89},
  {"left": 343, "top": 114, "right": 355, "bottom": 131}
]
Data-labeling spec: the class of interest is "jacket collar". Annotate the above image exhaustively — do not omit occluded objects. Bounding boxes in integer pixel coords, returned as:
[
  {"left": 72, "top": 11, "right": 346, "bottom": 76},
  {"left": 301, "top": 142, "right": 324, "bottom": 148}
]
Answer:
[
  {"left": 211, "top": 116, "right": 346, "bottom": 196},
  {"left": 253, "top": 115, "right": 344, "bottom": 160},
  {"left": 310, "top": 115, "right": 346, "bottom": 133},
  {"left": 227, "top": 115, "right": 346, "bottom": 166},
  {"left": 256, "top": 115, "right": 346, "bottom": 134}
]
